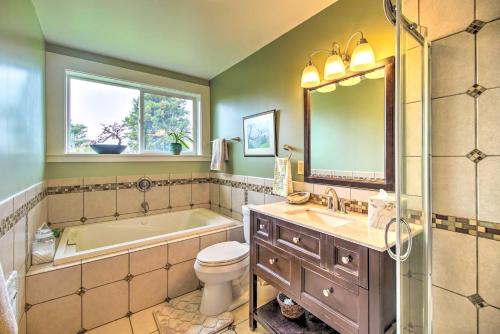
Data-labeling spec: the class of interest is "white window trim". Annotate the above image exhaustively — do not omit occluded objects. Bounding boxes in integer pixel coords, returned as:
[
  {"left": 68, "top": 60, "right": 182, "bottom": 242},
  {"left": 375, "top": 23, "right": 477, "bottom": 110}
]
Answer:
[{"left": 63, "top": 70, "right": 204, "bottom": 159}]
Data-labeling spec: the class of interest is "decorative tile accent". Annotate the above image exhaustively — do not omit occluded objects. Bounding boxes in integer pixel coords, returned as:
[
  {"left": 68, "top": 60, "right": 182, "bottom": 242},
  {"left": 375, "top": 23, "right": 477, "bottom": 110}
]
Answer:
[
  {"left": 467, "top": 293, "right": 488, "bottom": 308},
  {"left": 478, "top": 220, "right": 500, "bottom": 241},
  {"left": 466, "top": 84, "right": 487, "bottom": 98},
  {"left": 77, "top": 287, "right": 87, "bottom": 296},
  {"left": 466, "top": 148, "right": 487, "bottom": 163},
  {"left": 0, "top": 187, "right": 47, "bottom": 238},
  {"left": 433, "top": 213, "right": 477, "bottom": 236},
  {"left": 465, "top": 20, "right": 486, "bottom": 34}
]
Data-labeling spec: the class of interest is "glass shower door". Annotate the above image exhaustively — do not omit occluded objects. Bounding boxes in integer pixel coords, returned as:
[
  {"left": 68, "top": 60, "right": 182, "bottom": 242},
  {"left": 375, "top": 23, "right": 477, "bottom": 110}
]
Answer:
[{"left": 384, "top": 0, "right": 432, "bottom": 333}]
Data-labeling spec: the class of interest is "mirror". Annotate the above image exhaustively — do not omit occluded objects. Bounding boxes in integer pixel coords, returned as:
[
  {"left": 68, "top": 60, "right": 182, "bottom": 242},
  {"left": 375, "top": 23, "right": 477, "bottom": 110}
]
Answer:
[{"left": 304, "top": 57, "right": 394, "bottom": 190}]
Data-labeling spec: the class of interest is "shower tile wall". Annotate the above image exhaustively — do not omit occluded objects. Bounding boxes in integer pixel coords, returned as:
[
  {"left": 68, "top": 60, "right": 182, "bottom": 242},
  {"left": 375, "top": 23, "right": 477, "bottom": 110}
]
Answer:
[{"left": 408, "top": 0, "right": 500, "bottom": 333}]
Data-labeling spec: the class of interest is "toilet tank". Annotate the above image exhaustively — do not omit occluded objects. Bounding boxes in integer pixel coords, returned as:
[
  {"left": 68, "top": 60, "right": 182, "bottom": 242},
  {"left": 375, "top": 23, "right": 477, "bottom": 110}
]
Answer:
[{"left": 242, "top": 204, "right": 255, "bottom": 244}]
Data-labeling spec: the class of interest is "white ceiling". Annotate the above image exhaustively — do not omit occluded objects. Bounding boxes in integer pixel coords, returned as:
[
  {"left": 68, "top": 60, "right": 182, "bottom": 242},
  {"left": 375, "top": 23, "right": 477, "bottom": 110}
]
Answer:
[{"left": 32, "top": 0, "right": 337, "bottom": 80}]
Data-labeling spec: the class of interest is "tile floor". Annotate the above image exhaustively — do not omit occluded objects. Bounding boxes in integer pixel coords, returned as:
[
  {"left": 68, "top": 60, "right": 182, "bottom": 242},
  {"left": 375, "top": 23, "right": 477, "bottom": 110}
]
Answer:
[{"left": 87, "top": 283, "right": 276, "bottom": 334}]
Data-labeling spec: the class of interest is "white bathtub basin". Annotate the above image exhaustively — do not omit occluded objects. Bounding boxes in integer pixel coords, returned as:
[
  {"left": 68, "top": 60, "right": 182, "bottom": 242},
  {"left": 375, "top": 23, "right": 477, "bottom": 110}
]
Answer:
[{"left": 54, "top": 208, "right": 238, "bottom": 265}]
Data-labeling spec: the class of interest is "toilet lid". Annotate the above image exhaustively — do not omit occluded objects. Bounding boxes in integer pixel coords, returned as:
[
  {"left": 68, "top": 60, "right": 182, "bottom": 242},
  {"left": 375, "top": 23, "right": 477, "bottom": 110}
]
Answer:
[{"left": 197, "top": 241, "right": 249, "bottom": 267}]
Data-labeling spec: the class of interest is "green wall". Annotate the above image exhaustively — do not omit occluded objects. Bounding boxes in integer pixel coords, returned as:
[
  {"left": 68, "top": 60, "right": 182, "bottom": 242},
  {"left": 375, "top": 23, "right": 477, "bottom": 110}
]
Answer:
[
  {"left": 0, "top": 0, "right": 45, "bottom": 200},
  {"left": 210, "top": 0, "right": 394, "bottom": 180},
  {"left": 310, "top": 77, "right": 385, "bottom": 172},
  {"left": 45, "top": 161, "right": 209, "bottom": 179}
]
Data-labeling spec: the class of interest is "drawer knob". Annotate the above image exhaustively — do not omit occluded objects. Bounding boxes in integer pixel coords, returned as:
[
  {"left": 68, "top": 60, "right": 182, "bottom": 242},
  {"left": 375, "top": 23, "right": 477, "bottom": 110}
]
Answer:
[
  {"left": 341, "top": 255, "right": 352, "bottom": 264},
  {"left": 322, "top": 287, "right": 333, "bottom": 297},
  {"left": 259, "top": 223, "right": 265, "bottom": 230},
  {"left": 268, "top": 258, "right": 277, "bottom": 265},
  {"left": 292, "top": 236, "right": 301, "bottom": 244}
]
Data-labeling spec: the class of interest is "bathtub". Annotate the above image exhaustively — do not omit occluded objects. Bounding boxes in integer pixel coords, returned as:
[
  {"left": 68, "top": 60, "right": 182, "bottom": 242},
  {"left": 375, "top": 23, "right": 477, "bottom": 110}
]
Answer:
[{"left": 54, "top": 208, "right": 238, "bottom": 265}]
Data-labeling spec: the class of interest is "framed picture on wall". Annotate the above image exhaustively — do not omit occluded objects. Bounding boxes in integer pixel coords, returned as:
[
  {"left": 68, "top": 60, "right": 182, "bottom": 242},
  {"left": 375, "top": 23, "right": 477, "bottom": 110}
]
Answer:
[{"left": 243, "top": 110, "right": 277, "bottom": 157}]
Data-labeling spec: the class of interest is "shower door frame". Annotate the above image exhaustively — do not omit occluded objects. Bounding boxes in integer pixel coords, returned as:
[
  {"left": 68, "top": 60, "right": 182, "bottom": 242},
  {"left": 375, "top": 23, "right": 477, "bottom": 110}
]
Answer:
[{"left": 383, "top": 0, "right": 432, "bottom": 333}]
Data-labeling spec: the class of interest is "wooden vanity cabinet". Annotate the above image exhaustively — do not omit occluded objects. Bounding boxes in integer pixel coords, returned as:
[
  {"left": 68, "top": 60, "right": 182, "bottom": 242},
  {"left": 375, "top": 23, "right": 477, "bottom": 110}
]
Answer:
[{"left": 249, "top": 211, "right": 396, "bottom": 334}]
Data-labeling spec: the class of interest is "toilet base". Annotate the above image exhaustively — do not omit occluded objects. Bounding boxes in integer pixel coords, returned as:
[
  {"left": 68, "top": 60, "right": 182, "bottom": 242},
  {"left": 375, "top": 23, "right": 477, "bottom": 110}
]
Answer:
[{"left": 200, "top": 282, "right": 233, "bottom": 316}]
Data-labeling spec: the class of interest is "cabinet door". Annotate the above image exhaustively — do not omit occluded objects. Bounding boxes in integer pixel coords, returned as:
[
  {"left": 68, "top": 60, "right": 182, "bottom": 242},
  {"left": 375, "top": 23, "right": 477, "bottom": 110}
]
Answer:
[
  {"left": 254, "top": 241, "right": 293, "bottom": 289},
  {"left": 300, "top": 261, "right": 369, "bottom": 334}
]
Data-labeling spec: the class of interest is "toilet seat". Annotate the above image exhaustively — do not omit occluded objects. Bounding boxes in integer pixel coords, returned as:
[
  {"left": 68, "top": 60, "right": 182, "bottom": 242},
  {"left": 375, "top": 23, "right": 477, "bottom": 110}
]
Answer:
[{"left": 196, "top": 241, "right": 249, "bottom": 267}]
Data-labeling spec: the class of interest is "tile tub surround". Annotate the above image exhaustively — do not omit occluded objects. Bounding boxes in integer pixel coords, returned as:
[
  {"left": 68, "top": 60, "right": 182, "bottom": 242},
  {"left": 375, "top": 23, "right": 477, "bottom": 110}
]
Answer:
[
  {"left": 0, "top": 181, "right": 47, "bottom": 333},
  {"left": 25, "top": 225, "right": 244, "bottom": 333},
  {"left": 46, "top": 173, "right": 211, "bottom": 227}
]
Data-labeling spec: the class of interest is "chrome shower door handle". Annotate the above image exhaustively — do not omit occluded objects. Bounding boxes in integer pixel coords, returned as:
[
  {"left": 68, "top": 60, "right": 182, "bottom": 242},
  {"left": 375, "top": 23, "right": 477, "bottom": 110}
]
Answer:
[{"left": 384, "top": 217, "right": 413, "bottom": 262}]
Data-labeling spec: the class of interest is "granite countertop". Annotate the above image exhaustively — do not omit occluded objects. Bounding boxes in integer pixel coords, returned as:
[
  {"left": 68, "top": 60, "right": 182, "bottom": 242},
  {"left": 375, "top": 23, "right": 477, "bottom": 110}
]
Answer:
[{"left": 251, "top": 201, "right": 422, "bottom": 252}]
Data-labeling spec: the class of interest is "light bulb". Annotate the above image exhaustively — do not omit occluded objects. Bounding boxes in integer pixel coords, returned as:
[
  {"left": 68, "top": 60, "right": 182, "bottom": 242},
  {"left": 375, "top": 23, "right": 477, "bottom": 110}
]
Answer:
[
  {"left": 365, "top": 68, "right": 385, "bottom": 79},
  {"left": 339, "top": 76, "right": 361, "bottom": 86},
  {"left": 317, "top": 83, "right": 337, "bottom": 93}
]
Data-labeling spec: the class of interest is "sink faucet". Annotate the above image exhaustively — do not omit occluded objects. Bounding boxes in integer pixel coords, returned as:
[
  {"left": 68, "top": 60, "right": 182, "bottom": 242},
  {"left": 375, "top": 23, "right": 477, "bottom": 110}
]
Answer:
[
  {"left": 324, "top": 188, "right": 347, "bottom": 213},
  {"left": 141, "top": 201, "right": 150, "bottom": 214},
  {"left": 325, "top": 188, "right": 340, "bottom": 211}
]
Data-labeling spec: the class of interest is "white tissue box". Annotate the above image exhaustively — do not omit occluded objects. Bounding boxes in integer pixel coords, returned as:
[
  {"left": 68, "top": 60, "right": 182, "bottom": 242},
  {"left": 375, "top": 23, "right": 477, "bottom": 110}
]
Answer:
[{"left": 368, "top": 190, "right": 396, "bottom": 229}]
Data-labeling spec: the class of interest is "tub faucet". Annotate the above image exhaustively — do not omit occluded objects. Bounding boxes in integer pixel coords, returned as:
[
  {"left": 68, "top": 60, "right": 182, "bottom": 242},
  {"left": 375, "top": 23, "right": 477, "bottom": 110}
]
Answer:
[{"left": 141, "top": 201, "right": 150, "bottom": 214}]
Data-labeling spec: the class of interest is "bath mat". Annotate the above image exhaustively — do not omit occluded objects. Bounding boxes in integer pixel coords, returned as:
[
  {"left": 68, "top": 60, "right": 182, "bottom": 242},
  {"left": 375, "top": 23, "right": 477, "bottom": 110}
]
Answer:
[{"left": 153, "top": 290, "right": 234, "bottom": 334}]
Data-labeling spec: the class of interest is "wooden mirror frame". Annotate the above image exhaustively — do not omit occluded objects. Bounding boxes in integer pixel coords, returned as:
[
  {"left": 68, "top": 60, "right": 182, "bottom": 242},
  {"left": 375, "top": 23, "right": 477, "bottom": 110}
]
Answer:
[{"left": 304, "top": 56, "right": 395, "bottom": 191}]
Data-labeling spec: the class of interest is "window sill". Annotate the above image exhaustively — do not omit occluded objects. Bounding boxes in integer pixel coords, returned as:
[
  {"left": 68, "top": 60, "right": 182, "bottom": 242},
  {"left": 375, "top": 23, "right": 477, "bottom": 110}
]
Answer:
[{"left": 46, "top": 154, "right": 211, "bottom": 163}]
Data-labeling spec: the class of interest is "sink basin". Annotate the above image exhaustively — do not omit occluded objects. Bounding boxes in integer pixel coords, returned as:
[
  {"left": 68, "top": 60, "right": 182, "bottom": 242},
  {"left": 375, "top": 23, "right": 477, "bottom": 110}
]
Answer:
[{"left": 284, "top": 208, "right": 353, "bottom": 228}]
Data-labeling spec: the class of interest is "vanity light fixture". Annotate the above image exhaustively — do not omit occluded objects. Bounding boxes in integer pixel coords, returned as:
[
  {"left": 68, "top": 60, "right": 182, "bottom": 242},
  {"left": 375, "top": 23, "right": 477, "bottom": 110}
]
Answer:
[{"left": 300, "top": 31, "right": 376, "bottom": 88}]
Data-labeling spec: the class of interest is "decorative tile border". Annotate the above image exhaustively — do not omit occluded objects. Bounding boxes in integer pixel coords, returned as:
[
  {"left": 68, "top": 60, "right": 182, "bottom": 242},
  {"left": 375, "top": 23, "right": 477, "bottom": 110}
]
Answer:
[
  {"left": 477, "top": 221, "right": 500, "bottom": 241},
  {"left": 432, "top": 214, "right": 500, "bottom": 241},
  {"left": 433, "top": 214, "right": 477, "bottom": 236},
  {"left": 5, "top": 175, "right": 498, "bottom": 242},
  {"left": 46, "top": 177, "right": 211, "bottom": 195},
  {"left": 0, "top": 187, "right": 47, "bottom": 238}
]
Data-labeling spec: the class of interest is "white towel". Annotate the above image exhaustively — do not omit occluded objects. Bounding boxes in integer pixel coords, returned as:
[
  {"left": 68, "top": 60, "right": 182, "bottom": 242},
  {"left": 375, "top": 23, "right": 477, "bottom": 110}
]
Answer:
[
  {"left": 0, "top": 265, "right": 17, "bottom": 334},
  {"left": 272, "top": 157, "right": 293, "bottom": 197},
  {"left": 210, "top": 138, "right": 228, "bottom": 171}
]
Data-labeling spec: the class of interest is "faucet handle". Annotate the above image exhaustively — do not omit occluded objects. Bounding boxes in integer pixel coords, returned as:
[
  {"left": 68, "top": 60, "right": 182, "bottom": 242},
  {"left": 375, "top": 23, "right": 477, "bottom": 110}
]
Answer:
[{"left": 339, "top": 198, "right": 347, "bottom": 213}]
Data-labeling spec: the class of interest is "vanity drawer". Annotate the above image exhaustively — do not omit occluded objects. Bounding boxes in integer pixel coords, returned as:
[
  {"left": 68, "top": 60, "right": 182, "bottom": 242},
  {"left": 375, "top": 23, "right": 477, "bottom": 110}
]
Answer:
[
  {"left": 252, "top": 212, "right": 273, "bottom": 243},
  {"left": 328, "top": 237, "right": 368, "bottom": 289},
  {"left": 274, "top": 219, "right": 322, "bottom": 265},
  {"left": 301, "top": 262, "right": 368, "bottom": 334},
  {"left": 255, "top": 241, "right": 292, "bottom": 287}
]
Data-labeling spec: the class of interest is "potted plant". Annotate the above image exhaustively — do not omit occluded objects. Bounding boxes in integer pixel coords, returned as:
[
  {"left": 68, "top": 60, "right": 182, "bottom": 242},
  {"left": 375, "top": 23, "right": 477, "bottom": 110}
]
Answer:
[
  {"left": 90, "top": 123, "right": 128, "bottom": 154},
  {"left": 168, "top": 127, "right": 193, "bottom": 155}
]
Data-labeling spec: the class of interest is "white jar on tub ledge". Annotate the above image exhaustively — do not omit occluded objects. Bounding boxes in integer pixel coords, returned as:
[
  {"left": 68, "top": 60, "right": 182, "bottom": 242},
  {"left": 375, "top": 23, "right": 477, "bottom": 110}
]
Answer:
[{"left": 32, "top": 225, "right": 56, "bottom": 265}]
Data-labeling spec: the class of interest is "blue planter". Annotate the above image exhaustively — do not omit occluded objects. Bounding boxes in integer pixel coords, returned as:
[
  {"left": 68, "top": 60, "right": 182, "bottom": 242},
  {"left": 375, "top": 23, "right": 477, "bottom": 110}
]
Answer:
[
  {"left": 170, "top": 143, "right": 182, "bottom": 155},
  {"left": 90, "top": 144, "right": 127, "bottom": 154}
]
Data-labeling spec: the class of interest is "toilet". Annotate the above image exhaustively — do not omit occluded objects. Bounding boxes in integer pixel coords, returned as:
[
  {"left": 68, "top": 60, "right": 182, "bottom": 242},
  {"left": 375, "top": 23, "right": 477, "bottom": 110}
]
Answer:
[{"left": 194, "top": 205, "right": 254, "bottom": 315}]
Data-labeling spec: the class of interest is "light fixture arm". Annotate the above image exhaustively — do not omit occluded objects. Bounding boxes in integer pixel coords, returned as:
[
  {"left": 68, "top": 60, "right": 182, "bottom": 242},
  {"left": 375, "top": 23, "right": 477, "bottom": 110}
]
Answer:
[
  {"left": 344, "top": 31, "right": 364, "bottom": 55},
  {"left": 306, "top": 49, "right": 331, "bottom": 64}
]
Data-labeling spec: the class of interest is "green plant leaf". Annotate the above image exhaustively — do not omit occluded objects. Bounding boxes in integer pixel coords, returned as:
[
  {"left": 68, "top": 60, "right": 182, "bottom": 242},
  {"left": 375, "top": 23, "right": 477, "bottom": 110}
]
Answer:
[{"left": 178, "top": 139, "right": 190, "bottom": 149}]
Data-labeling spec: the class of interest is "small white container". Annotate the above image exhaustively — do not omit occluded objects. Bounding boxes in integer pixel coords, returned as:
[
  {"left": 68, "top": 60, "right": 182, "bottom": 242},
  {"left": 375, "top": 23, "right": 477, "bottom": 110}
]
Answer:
[
  {"left": 32, "top": 226, "right": 56, "bottom": 265},
  {"left": 368, "top": 190, "right": 396, "bottom": 229}
]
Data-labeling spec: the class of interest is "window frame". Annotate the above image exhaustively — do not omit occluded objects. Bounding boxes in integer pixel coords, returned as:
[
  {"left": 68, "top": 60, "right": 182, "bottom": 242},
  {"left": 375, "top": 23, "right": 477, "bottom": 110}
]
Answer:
[{"left": 64, "top": 71, "right": 201, "bottom": 156}]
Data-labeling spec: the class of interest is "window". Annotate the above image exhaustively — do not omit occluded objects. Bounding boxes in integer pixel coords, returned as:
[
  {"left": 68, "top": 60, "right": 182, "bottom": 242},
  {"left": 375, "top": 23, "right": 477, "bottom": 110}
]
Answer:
[{"left": 66, "top": 72, "right": 199, "bottom": 155}]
